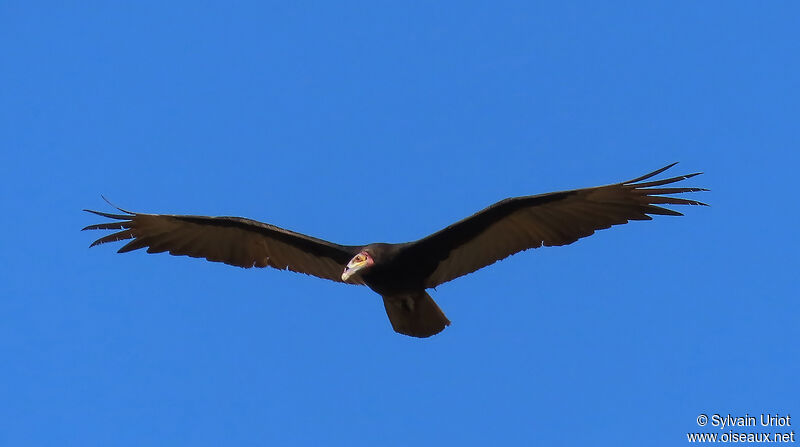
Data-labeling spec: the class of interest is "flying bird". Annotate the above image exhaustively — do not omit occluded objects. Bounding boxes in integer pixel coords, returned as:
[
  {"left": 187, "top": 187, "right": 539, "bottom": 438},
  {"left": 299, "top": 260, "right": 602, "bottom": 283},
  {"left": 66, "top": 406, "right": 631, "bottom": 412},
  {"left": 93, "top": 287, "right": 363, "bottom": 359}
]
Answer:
[{"left": 83, "top": 163, "right": 707, "bottom": 338}]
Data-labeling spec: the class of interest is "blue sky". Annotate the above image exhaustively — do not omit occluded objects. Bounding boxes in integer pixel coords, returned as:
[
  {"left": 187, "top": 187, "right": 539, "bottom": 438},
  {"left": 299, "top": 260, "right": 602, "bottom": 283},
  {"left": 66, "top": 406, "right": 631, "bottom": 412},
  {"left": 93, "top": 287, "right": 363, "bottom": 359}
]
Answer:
[{"left": 1, "top": 2, "right": 797, "bottom": 446}]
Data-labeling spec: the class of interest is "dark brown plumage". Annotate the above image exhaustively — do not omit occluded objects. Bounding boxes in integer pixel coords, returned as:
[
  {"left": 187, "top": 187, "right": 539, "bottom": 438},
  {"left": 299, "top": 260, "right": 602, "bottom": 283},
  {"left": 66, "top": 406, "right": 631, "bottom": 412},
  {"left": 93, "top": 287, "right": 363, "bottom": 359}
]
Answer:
[{"left": 84, "top": 163, "right": 707, "bottom": 338}]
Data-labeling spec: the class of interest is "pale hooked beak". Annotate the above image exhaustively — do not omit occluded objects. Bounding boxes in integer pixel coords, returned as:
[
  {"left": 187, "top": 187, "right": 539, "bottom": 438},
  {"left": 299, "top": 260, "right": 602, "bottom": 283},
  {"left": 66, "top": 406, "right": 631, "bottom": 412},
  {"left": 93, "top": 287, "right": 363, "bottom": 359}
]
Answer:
[{"left": 342, "top": 253, "right": 371, "bottom": 282}]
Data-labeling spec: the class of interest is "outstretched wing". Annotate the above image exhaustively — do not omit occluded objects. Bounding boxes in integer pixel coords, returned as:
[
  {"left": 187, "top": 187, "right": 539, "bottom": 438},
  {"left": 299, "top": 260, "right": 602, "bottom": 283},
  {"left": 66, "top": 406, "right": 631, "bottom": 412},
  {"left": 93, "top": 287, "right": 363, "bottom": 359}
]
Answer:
[
  {"left": 402, "top": 163, "right": 708, "bottom": 288},
  {"left": 83, "top": 204, "right": 363, "bottom": 284}
]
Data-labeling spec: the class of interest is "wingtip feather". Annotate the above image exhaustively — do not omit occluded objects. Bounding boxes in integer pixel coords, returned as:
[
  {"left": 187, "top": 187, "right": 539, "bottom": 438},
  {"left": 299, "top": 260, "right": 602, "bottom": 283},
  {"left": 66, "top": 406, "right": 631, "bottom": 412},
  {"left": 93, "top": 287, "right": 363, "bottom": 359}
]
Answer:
[
  {"left": 100, "top": 196, "right": 137, "bottom": 215},
  {"left": 624, "top": 162, "right": 680, "bottom": 184}
]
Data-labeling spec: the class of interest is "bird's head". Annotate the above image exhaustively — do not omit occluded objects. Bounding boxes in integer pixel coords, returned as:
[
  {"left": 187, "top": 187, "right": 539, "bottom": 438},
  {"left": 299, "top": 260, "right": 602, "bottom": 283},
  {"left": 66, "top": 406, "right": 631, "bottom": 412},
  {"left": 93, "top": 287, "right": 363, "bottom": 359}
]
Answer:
[{"left": 342, "top": 250, "right": 375, "bottom": 282}]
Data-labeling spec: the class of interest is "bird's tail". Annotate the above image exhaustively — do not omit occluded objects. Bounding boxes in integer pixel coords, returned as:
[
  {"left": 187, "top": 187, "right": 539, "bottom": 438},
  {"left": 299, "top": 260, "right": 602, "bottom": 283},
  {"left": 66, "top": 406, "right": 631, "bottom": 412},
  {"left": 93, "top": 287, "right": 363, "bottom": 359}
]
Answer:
[{"left": 382, "top": 291, "right": 450, "bottom": 338}]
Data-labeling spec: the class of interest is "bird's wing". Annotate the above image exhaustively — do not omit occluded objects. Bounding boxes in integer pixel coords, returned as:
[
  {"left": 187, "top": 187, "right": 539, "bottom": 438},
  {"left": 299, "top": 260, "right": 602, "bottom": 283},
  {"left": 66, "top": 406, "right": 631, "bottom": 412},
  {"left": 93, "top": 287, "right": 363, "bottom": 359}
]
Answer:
[
  {"left": 82, "top": 204, "right": 363, "bottom": 284},
  {"left": 402, "top": 163, "right": 707, "bottom": 288}
]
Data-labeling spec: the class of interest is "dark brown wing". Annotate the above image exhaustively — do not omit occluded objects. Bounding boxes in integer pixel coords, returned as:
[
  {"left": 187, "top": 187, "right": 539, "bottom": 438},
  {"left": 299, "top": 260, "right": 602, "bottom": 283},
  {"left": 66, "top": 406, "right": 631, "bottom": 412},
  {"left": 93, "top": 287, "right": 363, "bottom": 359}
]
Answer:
[
  {"left": 83, "top": 204, "right": 363, "bottom": 284},
  {"left": 401, "top": 163, "right": 707, "bottom": 288}
]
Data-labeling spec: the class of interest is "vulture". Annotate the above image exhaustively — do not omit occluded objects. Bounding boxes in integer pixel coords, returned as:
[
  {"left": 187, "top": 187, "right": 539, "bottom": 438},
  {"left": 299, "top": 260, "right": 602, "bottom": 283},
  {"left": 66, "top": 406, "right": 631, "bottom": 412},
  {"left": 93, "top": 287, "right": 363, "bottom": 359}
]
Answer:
[{"left": 84, "top": 163, "right": 707, "bottom": 338}]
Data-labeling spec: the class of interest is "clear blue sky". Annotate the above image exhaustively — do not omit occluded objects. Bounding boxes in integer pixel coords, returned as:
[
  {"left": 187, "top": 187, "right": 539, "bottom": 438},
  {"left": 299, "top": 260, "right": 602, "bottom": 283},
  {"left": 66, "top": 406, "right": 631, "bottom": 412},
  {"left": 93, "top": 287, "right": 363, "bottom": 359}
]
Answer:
[{"left": 1, "top": 2, "right": 797, "bottom": 446}]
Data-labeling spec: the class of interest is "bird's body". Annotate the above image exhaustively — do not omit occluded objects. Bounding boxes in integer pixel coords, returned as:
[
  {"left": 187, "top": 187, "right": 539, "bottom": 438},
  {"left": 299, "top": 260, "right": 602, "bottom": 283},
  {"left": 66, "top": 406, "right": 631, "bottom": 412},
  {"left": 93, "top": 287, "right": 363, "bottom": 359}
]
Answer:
[{"left": 84, "top": 163, "right": 707, "bottom": 338}]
